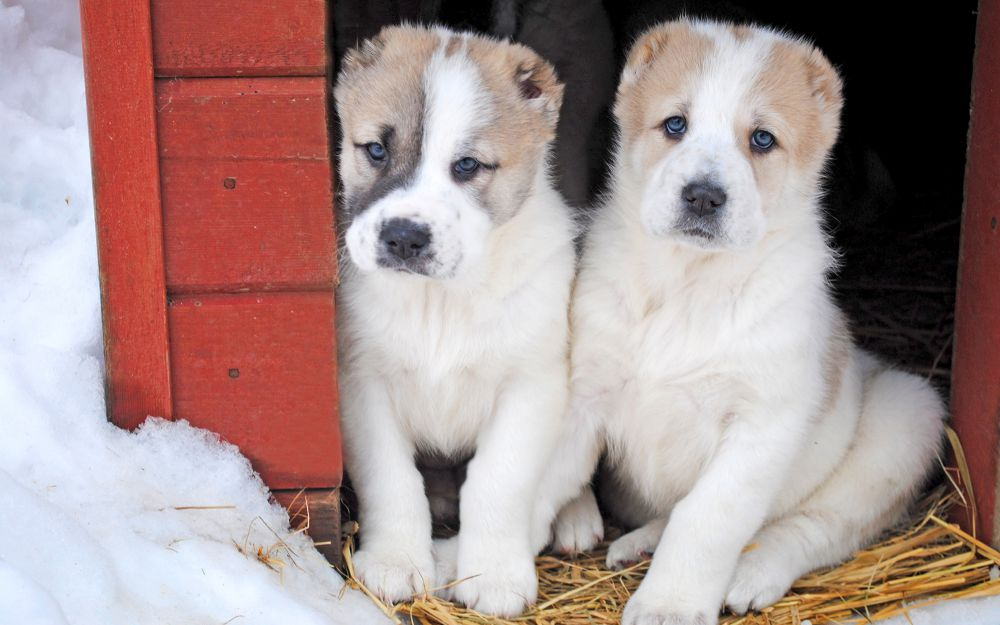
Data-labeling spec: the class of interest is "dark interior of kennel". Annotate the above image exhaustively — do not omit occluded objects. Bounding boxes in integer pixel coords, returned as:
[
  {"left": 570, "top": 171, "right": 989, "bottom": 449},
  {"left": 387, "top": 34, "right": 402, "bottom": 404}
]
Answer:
[{"left": 332, "top": 0, "right": 979, "bottom": 535}]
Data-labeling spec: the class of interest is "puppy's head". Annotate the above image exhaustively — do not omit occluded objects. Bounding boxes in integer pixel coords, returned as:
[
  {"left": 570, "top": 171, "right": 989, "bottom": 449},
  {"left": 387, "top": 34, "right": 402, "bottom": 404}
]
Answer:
[
  {"left": 614, "top": 20, "right": 842, "bottom": 251},
  {"left": 335, "top": 26, "right": 563, "bottom": 279}
]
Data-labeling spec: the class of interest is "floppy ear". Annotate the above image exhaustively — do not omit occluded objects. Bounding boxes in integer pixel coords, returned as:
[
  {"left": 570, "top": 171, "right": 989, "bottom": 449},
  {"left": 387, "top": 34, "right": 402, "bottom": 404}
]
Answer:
[
  {"left": 510, "top": 46, "right": 564, "bottom": 126},
  {"left": 620, "top": 25, "right": 671, "bottom": 87},
  {"left": 803, "top": 45, "right": 844, "bottom": 148},
  {"left": 338, "top": 32, "right": 387, "bottom": 86}
]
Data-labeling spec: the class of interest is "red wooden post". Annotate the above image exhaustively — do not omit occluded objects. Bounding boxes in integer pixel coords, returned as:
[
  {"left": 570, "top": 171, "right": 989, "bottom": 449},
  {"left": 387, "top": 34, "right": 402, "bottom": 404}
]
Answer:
[
  {"left": 82, "top": 0, "right": 343, "bottom": 561},
  {"left": 952, "top": 0, "right": 1000, "bottom": 544},
  {"left": 80, "top": 1, "right": 173, "bottom": 429}
]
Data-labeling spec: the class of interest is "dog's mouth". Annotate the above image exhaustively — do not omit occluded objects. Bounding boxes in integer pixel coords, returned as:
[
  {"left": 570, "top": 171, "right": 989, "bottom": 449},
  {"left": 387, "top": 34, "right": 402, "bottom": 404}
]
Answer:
[
  {"left": 375, "top": 254, "right": 435, "bottom": 276},
  {"left": 680, "top": 225, "right": 716, "bottom": 240},
  {"left": 669, "top": 215, "right": 730, "bottom": 250},
  {"left": 674, "top": 219, "right": 721, "bottom": 243}
]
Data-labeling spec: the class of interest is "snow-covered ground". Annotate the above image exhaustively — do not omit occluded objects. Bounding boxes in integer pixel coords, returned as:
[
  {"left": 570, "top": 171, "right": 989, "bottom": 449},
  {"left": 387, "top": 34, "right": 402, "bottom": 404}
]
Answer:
[
  {"left": 1, "top": 1, "right": 999, "bottom": 624},
  {"left": 0, "top": 2, "right": 387, "bottom": 623}
]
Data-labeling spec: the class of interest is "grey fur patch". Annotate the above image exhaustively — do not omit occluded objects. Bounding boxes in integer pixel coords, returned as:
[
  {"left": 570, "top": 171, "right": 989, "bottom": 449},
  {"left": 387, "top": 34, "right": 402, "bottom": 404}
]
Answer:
[{"left": 346, "top": 112, "right": 425, "bottom": 218}]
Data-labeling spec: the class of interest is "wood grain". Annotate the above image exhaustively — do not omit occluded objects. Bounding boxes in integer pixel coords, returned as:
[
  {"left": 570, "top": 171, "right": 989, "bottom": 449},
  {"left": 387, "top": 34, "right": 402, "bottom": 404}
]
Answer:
[
  {"left": 81, "top": 0, "right": 173, "bottom": 429},
  {"left": 168, "top": 292, "right": 342, "bottom": 489},
  {"left": 152, "top": 0, "right": 327, "bottom": 77}
]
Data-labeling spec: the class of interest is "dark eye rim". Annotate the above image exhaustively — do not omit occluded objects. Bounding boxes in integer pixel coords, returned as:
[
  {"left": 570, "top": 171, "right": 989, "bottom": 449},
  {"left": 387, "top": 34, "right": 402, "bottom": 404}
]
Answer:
[
  {"left": 750, "top": 129, "right": 777, "bottom": 153},
  {"left": 663, "top": 115, "right": 687, "bottom": 138}
]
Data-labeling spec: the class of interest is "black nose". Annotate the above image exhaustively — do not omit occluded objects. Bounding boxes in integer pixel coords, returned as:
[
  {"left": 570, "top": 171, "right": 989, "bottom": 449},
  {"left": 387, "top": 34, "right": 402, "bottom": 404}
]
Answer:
[
  {"left": 681, "top": 182, "right": 727, "bottom": 217},
  {"left": 380, "top": 218, "right": 431, "bottom": 260}
]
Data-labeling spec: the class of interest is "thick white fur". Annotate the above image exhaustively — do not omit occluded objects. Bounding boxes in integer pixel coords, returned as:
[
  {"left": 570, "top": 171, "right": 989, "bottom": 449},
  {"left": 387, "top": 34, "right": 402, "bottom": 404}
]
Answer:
[
  {"left": 532, "top": 20, "right": 946, "bottom": 625},
  {"left": 338, "top": 33, "right": 576, "bottom": 617}
]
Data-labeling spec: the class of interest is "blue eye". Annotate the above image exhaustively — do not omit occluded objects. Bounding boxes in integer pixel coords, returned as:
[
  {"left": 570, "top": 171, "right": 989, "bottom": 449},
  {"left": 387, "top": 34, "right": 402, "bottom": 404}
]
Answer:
[
  {"left": 751, "top": 129, "right": 776, "bottom": 152},
  {"left": 664, "top": 116, "right": 687, "bottom": 136},
  {"left": 366, "top": 142, "right": 387, "bottom": 161},
  {"left": 453, "top": 157, "right": 481, "bottom": 178}
]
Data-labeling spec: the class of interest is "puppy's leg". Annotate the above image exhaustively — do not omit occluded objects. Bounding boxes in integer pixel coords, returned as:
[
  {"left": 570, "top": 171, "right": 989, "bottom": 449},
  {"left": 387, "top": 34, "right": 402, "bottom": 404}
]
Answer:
[
  {"left": 725, "top": 367, "right": 944, "bottom": 614},
  {"left": 552, "top": 487, "right": 604, "bottom": 555},
  {"left": 622, "top": 400, "right": 808, "bottom": 625},
  {"left": 451, "top": 373, "right": 567, "bottom": 617},
  {"left": 431, "top": 536, "right": 459, "bottom": 598},
  {"left": 530, "top": 390, "right": 606, "bottom": 553},
  {"left": 606, "top": 517, "right": 667, "bottom": 570},
  {"left": 342, "top": 379, "right": 435, "bottom": 603}
]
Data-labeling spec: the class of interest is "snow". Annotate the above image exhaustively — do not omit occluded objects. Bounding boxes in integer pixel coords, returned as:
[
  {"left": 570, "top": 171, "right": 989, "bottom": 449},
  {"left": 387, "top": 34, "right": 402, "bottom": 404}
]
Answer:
[
  {"left": 0, "top": 2, "right": 386, "bottom": 623},
  {"left": 881, "top": 596, "right": 1000, "bottom": 625},
  {"left": 1, "top": 1, "right": 1000, "bottom": 624}
]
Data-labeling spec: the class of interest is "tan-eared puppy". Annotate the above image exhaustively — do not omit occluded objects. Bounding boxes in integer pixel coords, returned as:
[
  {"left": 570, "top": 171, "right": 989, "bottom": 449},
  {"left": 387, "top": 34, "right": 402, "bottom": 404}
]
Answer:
[
  {"left": 335, "top": 26, "right": 575, "bottom": 617},
  {"left": 530, "top": 19, "right": 945, "bottom": 625}
]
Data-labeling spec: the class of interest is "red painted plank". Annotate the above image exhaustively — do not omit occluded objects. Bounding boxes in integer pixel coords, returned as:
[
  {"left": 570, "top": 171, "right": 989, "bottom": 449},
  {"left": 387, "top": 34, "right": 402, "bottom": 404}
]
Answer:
[
  {"left": 152, "top": 0, "right": 327, "bottom": 77},
  {"left": 161, "top": 160, "right": 335, "bottom": 293},
  {"left": 952, "top": 0, "right": 1000, "bottom": 544},
  {"left": 156, "top": 78, "right": 335, "bottom": 293},
  {"left": 168, "top": 293, "right": 342, "bottom": 489},
  {"left": 156, "top": 78, "right": 329, "bottom": 160},
  {"left": 81, "top": 0, "right": 173, "bottom": 429}
]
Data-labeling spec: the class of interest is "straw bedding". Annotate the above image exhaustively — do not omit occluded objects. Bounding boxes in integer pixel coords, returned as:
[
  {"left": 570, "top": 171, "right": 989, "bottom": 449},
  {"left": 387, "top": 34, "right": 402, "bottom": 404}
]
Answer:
[{"left": 339, "top": 430, "right": 1000, "bottom": 625}]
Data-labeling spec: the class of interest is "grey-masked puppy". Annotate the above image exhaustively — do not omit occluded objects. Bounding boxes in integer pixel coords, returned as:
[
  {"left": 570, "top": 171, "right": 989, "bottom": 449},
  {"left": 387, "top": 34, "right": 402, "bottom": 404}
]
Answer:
[{"left": 335, "top": 25, "right": 575, "bottom": 617}]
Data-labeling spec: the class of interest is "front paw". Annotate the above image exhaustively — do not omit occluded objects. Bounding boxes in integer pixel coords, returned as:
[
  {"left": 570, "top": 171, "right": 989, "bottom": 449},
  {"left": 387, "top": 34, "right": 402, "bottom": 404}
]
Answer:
[
  {"left": 552, "top": 489, "right": 604, "bottom": 555},
  {"left": 621, "top": 588, "right": 715, "bottom": 625},
  {"left": 724, "top": 547, "right": 795, "bottom": 614},
  {"left": 607, "top": 527, "right": 658, "bottom": 570},
  {"left": 452, "top": 553, "right": 537, "bottom": 617},
  {"left": 352, "top": 548, "right": 435, "bottom": 604}
]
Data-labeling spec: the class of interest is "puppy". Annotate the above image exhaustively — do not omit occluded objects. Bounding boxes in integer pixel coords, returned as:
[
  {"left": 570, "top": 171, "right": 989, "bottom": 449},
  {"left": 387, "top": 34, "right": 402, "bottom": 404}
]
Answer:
[
  {"left": 334, "top": 25, "right": 575, "bottom": 617},
  {"left": 531, "top": 19, "right": 946, "bottom": 625}
]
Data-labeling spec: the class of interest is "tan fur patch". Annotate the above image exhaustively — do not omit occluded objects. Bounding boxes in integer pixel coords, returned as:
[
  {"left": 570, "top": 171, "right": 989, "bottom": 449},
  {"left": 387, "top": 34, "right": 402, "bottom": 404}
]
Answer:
[
  {"left": 622, "top": 28, "right": 670, "bottom": 81},
  {"left": 614, "top": 23, "right": 714, "bottom": 142},
  {"left": 463, "top": 36, "right": 564, "bottom": 222},
  {"left": 335, "top": 27, "right": 440, "bottom": 198},
  {"left": 731, "top": 25, "right": 754, "bottom": 42},
  {"left": 750, "top": 39, "right": 843, "bottom": 173},
  {"left": 612, "top": 22, "right": 716, "bottom": 187},
  {"left": 444, "top": 34, "right": 462, "bottom": 57}
]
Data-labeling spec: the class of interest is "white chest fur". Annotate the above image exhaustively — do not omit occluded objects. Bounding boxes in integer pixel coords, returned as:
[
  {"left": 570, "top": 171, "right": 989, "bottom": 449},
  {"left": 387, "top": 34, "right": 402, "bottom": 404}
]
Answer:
[
  {"left": 338, "top": 190, "right": 576, "bottom": 456},
  {"left": 571, "top": 206, "right": 836, "bottom": 515}
]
